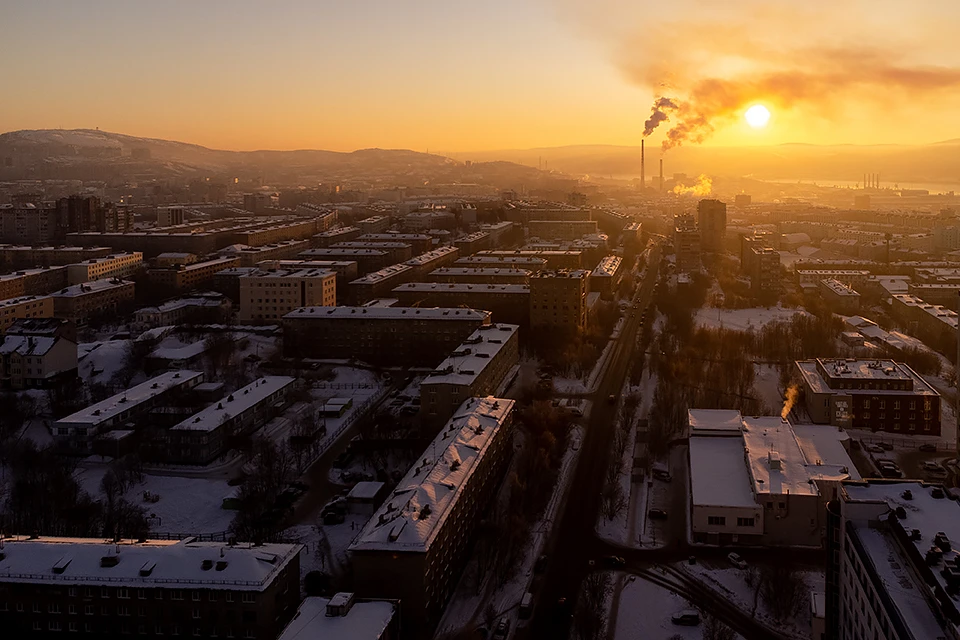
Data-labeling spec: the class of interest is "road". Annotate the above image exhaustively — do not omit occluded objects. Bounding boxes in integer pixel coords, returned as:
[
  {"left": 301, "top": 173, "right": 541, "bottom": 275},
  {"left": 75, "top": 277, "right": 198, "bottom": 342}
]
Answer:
[{"left": 524, "top": 243, "right": 662, "bottom": 639}]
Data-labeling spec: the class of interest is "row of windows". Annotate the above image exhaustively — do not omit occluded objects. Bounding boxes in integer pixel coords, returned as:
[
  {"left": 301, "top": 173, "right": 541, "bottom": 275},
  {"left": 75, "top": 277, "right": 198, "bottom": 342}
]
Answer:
[
  {"left": 6, "top": 587, "right": 256, "bottom": 604},
  {"left": 706, "top": 515, "right": 756, "bottom": 527},
  {"left": 15, "top": 620, "right": 257, "bottom": 637}
]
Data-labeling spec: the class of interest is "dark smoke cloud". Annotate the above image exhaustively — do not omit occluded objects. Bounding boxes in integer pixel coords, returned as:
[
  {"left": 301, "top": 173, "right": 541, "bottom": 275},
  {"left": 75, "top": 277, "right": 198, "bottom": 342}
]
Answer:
[{"left": 643, "top": 97, "right": 678, "bottom": 136}]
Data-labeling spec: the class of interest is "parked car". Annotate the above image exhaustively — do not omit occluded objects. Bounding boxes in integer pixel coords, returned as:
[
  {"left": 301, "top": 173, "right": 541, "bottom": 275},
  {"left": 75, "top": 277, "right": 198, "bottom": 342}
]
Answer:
[
  {"left": 864, "top": 444, "right": 884, "bottom": 454},
  {"left": 919, "top": 443, "right": 938, "bottom": 453},
  {"left": 923, "top": 461, "right": 947, "bottom": 476},
  {"left": 879, "top": 442, "right": 894, "bottom": 451},
  {"left": 727, "top": 552, "right": 747, "bottom": 569},
  {"left": 671, "top": 610, "right": 701, "bottom": 626},
  {"left": 648, "top": 508, "right": 668, "bottom": 520},
  {"left": 534, "top": 555, "right": 548, "bottom": 574},
  {"left": 653, "top": 469, "right": 672, "bottom": 482},
  {"left": 607, "top": 394, "right": 617, "bottom": 404}
]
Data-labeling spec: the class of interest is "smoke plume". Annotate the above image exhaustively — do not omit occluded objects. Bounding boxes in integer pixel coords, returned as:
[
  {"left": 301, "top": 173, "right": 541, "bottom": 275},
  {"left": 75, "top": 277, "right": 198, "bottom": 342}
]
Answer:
[
  {"left": 672, "top": 174, "right": 712, "bottom": 196},
  {"left": 781, "top": 384, "right": 800, "bottom": 420},
  {"left": 553, "top": 0, "right": 960, "bottom": 150}
]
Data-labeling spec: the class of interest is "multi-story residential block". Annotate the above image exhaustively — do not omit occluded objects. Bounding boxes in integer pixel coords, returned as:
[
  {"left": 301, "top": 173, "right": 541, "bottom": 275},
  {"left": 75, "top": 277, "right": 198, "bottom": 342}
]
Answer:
[
  {"left": 890, "top": 293, "right": 958, "bottom": 349},
  {"left": 239, "top": 268, "right": 336, "bottom": 323},
  {"left": 589, "top": 255, "right": 624, "bottom": 297},
  {"left": 169, "top": 376, "right": 297, "bottom": 464},
  {"left": 53, "top": 370, "right": 205, "bottom": 453},
  {"left": 688, "top": 410, "right": 857, "bottom": 547},
  {"left": 299, "top": 248, "right": 390, "bottom": 276},
  {"left": 210, "top": 266, "right": 260, "bottom": 302},
  {"left": 914, "top": 267, "right": 960, "bottom": 285},
  {"left": 351, "top": 397, "right": 515, "bottom": 633},
  {"left": 622, "top": 221, "right": 643, "bottom": 248},
  {"left": 295, "top": 203, "right": 338, "bottom": 230},
  {"left": 478, "top": 250, "right": 582, "bottom": 270},
  {"left": 0, "top": 295, "right": 54, "bottom": 333},
  {"left": 697, "top": 199, "right": 727, "bottom": 252},
  {"left": 348, "top": 265, "right": 414, "bottom": 306},
  {"left": 283, "top": 306, "right": 490, "bottom": 366},
  {"left": 0, "top": 323, "right": 78, "bottom": 389},
  {"left": 454, "top": 255, "right": 548, "bottom": 271},
  {"left": 357, "top": 215, "right": 391, "bottom": 234},
  {"left": 392, "top": 282, "right": 530, "bottom": 326},
  {"left": 52, "top": 279, "right": 136, "bottom": 323},
  {"left": 748, "top": 246, "right": 781, "bottom": 298},
  {"left": 153, "top": 252, "right": 198, "bottom": 268},
  {"left": 478, "top": 221, "right": 518, "bottom": 246},
  {"left": 674, "top": 214, "right": 701, "bottom": 272},
  {"left": 825, "top": 480, "right": 960, "bottom": 640},
  {"left": 403, "top": 245, "right": 460, "bottom": 278},
  {"left": 796, "top": 270, "right": 871, "bottom": 291},
  {"left": 66, "top": 252, "right": 143, "bottom": 285},
  {"left": 147, "top": 257, "right": 241, "bottom": 292},
  {"left": 156, "top": 205, "right": 185, "bottom": 226},
  {"left": 0, "top": 202, "right": 60, "bottom": 244},
  {"left": 357, "top": 233, "right": 433, "bottom": 254},
  {"left": 331, "top": 242, "right": 412, "bottom": 264},
  {"left": 134, "top": 293, "right": 230, "bottom": 329},
  {"left": 57, "top": 195, "right": 133, "bottom": 234},
  {"left": 312, "top": 226, "right": 362, "bottom": 248},
  {"left": 0, "top": 245, "right": 112, "bottom": 270},
  {"left": 453, "top": 231, "right": 491, "bottom": 255},
  {"left": 820, "top": 278, "right": 861, "bottom": 314},
  {"left": 907, "top": 283, "right": 960, "bottom": 305},
  {"left": 0, "top": 266, "right": 69, "bottom": 301},
  {"left": 428, "top": 267, "right": 532, "bottom": 285},
  {"left": 278, "top": 594, "right": 399, "bottom": 640},
  {"left": 528, "top": 219, "right": 599, "bottom": 241},
  {"left": 419, "top": 324, "right": 519, "bottom": 429},
  {"left": 226, "top": 240, "right": 312, "bottom": 267},
  {"left": 529, "top": 269, "right": 588, "bottom": 331},
  {"left": 0, "top": 536, "right": 301, "bottom": 640},
  {"left": 797, "top": 358, "right": 941, "bottom": 435}
]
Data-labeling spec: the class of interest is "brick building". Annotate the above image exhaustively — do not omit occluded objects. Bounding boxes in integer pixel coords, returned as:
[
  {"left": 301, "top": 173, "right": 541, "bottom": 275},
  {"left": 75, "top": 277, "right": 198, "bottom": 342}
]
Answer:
[
  {"left": 239, "top": 268, "right": 336, "bottom": 323},
  {"left": 529, "top": 269, "right": 588, "bottom": 331}
]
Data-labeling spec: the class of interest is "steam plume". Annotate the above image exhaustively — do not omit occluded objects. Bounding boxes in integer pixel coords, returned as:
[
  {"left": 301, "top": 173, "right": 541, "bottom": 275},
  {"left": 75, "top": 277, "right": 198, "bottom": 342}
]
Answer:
[
  {"left": 781, "top": 384, "right": 800, "bottom": 420},
  {"left": 672, "top": 174, "right": 712, "bottom": 196},
  {"left": 643, "top": 97, "right": 679, "bottom": 137}
]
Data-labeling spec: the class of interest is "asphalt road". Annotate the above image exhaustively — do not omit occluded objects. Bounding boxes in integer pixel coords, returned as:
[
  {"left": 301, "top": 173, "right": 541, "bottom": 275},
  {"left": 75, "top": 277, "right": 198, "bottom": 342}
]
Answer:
[{"left": 524, "top": 244, "right": 662, "bottom": 639}]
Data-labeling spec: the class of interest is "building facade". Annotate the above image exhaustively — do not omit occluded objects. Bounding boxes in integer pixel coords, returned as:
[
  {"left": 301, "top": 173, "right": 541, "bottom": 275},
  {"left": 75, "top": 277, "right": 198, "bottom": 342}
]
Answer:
[
  {"left": 52, "top": 280, "right": 136, "bottom": 323},
  {"left": 392, "top": 282, "right": 530, "bottom": 326},
  {"left": 239, "top": 268, "right": 336, "bottom": 323},
  {"left": 697, "top": 199, "right": 727, "bottom": 252},
  {"left": 529, "top": 270, "right": 588, "bottom": 331},
  {"left": 66, "top": 252, "right": 143, "bottom": 285}
]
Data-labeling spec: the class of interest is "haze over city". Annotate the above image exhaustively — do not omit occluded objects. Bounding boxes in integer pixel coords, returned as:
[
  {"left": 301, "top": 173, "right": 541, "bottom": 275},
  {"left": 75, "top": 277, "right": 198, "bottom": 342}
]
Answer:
[{"left": 2, "top": 2, "right": 960, "bottom": 640}]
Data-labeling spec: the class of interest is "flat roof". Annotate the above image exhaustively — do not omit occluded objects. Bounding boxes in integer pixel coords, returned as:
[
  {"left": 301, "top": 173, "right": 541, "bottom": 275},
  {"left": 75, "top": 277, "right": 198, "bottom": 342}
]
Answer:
[
  {"left": 688, "top": 409, "right": 743, "bottom": 435},
  {"left": 0, "top": 537, "right": 301, "bottom": 591},
  {"left": 278, "top": 597, "right": 395, "bottom": 640},
  {"left": 53, "top": 279, "right": 133, "bottom": 298},
  {"left": 0, "top": 266, "right": 66, "bottom": 281},
  {"left": 455, "top": 256, "right": 547, "bottom": 266},
  {"left": 56, "top": 371, "right": 204, "bottom": 427},
  {"left": 421, "top": 324, "right": 519, "bottom": 386},
  {"left": 241, "top": 268, "right": 335, "bottom": 280},
  {"left": 689, "top": 436, "right": 758, "bottom": 508},
  {"left": 170, "top": 376, "right": 296, "bottom": 432},
  {"left": 300, "top": 248, "right": 387, "bottom": 257},
  {"left": 742, "top": 417, "right": 819, "bottom": 497},
  {"left": 791, "top": 425, "right": 862, "bottom": 482},
  {"left": 591, "top": 255, "right": 623, "bottom": 277},
  {"left": 349, "top": 264, "right": 413, "bottom": 285},
  {"left": 0, "top": 295, "right": 51, "bottom": 309},
  {"left": 430, "top": 267, "right": 531, "bottom": 276},
  {"left": 351, "top": 397, "right": 514, "bottom": 553},
  {"left": 404, "top": 246, "right": 459, "bottom": 266},
  {"left": 284, "top": 306, "right": 490, "bottom": 321},
  {"left": 347, "top": 482, "right": 385, "bottom": 501},
  {"left": 393, "top": 282, "right": 529, "bottom": 294},
  {"left": 797, "top": 359, "right": 939, "bottom": 396},
  {"left": 820, "top": 278, "right": 860, "bottom": 296}
]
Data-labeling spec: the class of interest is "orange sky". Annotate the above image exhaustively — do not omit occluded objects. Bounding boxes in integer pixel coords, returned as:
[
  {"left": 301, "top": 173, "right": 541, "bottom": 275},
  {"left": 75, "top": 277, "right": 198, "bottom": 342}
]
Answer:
[{"left": 1, "top": 0, "right": 958, "bottom": 152}]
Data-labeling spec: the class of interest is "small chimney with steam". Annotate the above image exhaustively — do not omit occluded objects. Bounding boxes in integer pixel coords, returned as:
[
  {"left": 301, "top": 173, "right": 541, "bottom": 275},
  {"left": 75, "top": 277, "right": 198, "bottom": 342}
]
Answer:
[
  {"left": 641, "top": 139, "right": 645, "bottom": 191},
  {"left": 659, "top": 159, "right": 664, "bottom": 193}
]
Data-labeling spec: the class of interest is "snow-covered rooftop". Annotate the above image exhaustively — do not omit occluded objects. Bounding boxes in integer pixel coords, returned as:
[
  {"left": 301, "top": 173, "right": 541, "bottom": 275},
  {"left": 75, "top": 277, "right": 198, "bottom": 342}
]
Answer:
[
  {"left": 351, "top": 397, "right": 514, "bottom": 553},
  {"left": 421, "top": 324, "right": 519, "bottom": 386},
  {"left": 278, "top": 596, "right": 395, "bottom": 640},
  {"left": 170, "top": 376, "right": 296, "bottom": 432},
  {"left": 797, "top": 358, "right": 938, "bottom": 396},
  {"left": 53, "top": 279, "right": 132, "bottom": 298},
  {"left": 429, "top": 267, "right": 531, "bottom": 277},
  {"left": 742, "top": 417, "right": 819, "bottom": 497},
  {"left": 0, "top": 537, "right": 302, "bottom": 591},
  {"left": 0, "top": 335, "right": 57, "bottom": 357},
  {"left": 591, "top": 255, "right": 623, "bottom": 278},
  {"left": 393, "top": 282, "right": 529, "bottom": 294},
  {"left": 688, "top": 409, "right": 743, "bottom": 435},
  {"left": 56, "top": 371, "right": 204, "bottom": 427},
  {"left": 348, "top": 482, "right": 385, "bottom": 501},
  {"left": 688, "top": 436, "right": 757, "bottom": 508},
  {"left": 349, "top": 264, "right": 413, "bottom": 284},
  {"left": 284, "top": 306, "right": 491, "bottom": 321},
  {"left": 404, "top": 246, "right": 459, "bottom": 266},
  {"left": 455, "top": 256, "right": 547, "bottom": 266}
]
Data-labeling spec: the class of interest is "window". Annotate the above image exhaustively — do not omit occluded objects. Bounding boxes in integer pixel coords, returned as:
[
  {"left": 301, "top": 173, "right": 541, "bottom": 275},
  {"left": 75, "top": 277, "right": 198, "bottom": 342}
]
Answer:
[
  {"left": 118, "top": 588, "right": 129, "bottom": 599},
  {"left": 737, "top": 517, "right": 755, "bottom": 527},
  {"left": 241, "top": 593, "right": 255, "bottom": 604},
  {"left": 171, "top": 590, "right": 183, "bottom": 601},
  {"left": 84, "top": 606, "right": 93, "bottom": 616},
  {"left": 69, "top": 605, "right": 77, "bottom": 615},
  {"left": 193, "top": 609, "right": 201, "bottom": 620},
  {"left": 708, "top": 516, "right": 726, "bottom": 526},
  {"left": 69, "top": 587, "right": 77, "bottom": 597},
  {"left": 225, "top": 593, "right": 233, "bottom": 603}
]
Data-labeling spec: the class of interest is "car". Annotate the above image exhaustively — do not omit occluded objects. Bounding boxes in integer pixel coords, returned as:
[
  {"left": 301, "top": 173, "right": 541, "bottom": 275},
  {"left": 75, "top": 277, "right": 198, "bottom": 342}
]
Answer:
[
  {"left": 648, "top": 508, "right": 668, "bottom": 520},
  {"left": 534, "top": 555, "right": 548, "bottom": 574},
  {"left": 923, "top": 461, "right": 947, "bottom": 476},
  {"left": 492, "top": 617, "right": 510, "bottom": 639},
  {"left": 688, "top": 555, "right": 697, "bottom": 565},
  {"left": 919, "top": 443, "right": 938, "bottom": 453},
  {"left": 602, "top": 555, "right": 626, "bottom": 568},
  {"left": 671, "top": 610, "right": 701, "bottom": 626},
  {"left": 879, "top": 442, "right": 895, "bottom": 451},
  {"left": 727, "top": 552, "right": 747, "bottom": 569},
  {"left": 864, "top": 444, "right": 884, "bottom": 454},
  {"left": 607, "top": 394, "right": 617, "bottom": 404}
]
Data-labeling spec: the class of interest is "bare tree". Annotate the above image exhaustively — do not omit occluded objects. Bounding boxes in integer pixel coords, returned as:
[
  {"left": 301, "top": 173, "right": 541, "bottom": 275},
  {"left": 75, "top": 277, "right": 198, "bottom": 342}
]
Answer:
[
  {"left": 702, "top": 614, "right": 736, "bottom": 640},
  {"left": 760, "top": 564, "right": 807, "bottom": 622},
  {"left": 573, "top": 572, "right": 611, "bottom": 640}
]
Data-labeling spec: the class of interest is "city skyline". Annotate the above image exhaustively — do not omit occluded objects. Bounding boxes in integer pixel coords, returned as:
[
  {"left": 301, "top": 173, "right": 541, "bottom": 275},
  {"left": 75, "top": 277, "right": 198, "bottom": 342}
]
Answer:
[{"left": 3, "top": 0, "right": 959, "bottom": 153}]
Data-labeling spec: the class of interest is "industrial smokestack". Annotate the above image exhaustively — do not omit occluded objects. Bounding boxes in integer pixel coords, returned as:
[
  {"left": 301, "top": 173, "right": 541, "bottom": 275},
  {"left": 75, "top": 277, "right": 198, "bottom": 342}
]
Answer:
[
  {"left": 641, "top": 140, "right": 645, "bottom": 191},
  {"left": 659, "top": 159, "right": 664, "bottom": 193}
]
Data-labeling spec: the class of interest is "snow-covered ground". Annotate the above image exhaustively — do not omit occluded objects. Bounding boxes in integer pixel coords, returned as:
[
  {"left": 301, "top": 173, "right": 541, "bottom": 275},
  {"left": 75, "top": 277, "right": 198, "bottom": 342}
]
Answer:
[
  {"left": 753, "top": 364, "right": 785, "bottom": 416},
  {"left": 79, "top": 339, "right": 135, "bottom": 383},
  {"left": 283, "top": 513, "right": 368, "bottom": 582},
  {"left": 73, "top": 467, "right": 236, "bottom": 535},
  {"left": 695, "top": 307, "right": 810, "bottom": 332}
]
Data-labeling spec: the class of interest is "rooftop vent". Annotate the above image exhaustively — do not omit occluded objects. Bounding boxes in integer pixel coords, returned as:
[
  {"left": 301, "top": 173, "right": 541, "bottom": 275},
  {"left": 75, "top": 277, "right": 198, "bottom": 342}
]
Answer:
[
  {"left": 902, "top": 489, "right": 913, "bottom": 500},
  {"left": 139, "top": 561, "right": 156, "bottom": 577},
  {"left": 419, "top": 504, "right": 432, "bottom": 520},
  {"left": 201, "top": 559, "right": 213, "bottom": 571},
  {"left": 100, "top": 555, "right": 119, "bottom": 568},
  {"left": 52, "top": 556, "right": 72, "bottom": 574},
  {"left": 216, "top": 560, "right": 228, "bottom": 571}
]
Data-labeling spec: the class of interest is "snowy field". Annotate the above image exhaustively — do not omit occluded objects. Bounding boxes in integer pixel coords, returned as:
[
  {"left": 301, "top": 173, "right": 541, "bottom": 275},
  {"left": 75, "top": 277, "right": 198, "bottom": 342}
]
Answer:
[
  {"left": 284, "top": 513, "right": 368, "bottom": 581},
  {"left": 695, "top": 307, "right": 810, "bottom": 332},
  {"left": 612, "top": 575, "right": 742, "bottom": 640}
]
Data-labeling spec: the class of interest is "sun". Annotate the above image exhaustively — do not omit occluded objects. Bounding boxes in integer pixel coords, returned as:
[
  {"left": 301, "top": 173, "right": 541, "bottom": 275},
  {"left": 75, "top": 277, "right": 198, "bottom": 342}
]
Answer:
[{"left": 745, "top": 104, "right": 771, "bottom": 128}]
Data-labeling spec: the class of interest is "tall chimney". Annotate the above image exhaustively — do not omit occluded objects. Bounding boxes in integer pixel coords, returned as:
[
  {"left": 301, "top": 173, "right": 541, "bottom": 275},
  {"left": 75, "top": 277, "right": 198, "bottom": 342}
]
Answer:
[
  {"left": 641, "top": 140, "right": 645, "bottom": 191},
  {"left": 659, "top": 159, "right": 664, "bottom": 193},
  {"left": 957, "top": 289, "right": 959, "bottom": 457}
]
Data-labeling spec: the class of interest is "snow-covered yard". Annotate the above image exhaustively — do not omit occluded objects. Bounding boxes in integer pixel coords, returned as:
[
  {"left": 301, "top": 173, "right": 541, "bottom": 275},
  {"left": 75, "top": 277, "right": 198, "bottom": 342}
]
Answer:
[
  {"left": 695, "top": 307, "right": 810, "bottom": 332},
  {"left": 283, "top": 513, "right": 368, "bottom": 582},
  {"left": 612, "top": 575, "right": 739, "bottom": 640}
]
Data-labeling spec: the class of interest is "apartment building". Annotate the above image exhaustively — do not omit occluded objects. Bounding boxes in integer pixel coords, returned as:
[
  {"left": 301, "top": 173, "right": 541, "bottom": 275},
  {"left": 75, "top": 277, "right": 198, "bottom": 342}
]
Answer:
[
  {"left": 454, "top": 231, "right": 491, "bottom": 255},
  {"left": 419, "top": 324, "right": 520, "bottom": 429},
  {"left": 147, "top": 257, "right": 241, "bottom": 292},
  {"left": 0, "top": 266, "right": 69, "bottom": 301},
  {"left": 825, "top": 481, "right": 960, "bottom": 640},
  {"left": 357, "top": 215, "right": 391, "bottom": 234},
  {"left": 358, "top": 233, "right": 433, "bottom": 254},
  {"left": 331, "top": 242, "right": 412, "bottom": 264},
  {"left": 697, "top": 199, "right": 727, "bottom": 252},
  {"left": 820, "top": 279, "right": 861, "bottom": 314},
  {"left": 0, "top": 245, "right": 112, "bottom": 269},
  {"left": 796, "top": 270, "right": 871, "bottom": 291},
  {"left": 283, "top": 306, "right": 490, "bottom": 366},
  {"left": 0, "top": 202, "right": 60, "bottom": 244},
  {"left": 0, "top": 296, "right": 54, "bottom": 334},
  {"left": 623, "top": 222, "right": 643, "bottom": 248},
  {"left": 890, "top": 293, "right": 958, "bottom": 351},
  {"left": 527, "top": 219, "right": 599, "bottom": 241},
  {"left": 0, "top": 537, "right": 302, "bottom": 640},
  {"left": 392, "top": 282, "right": 530, "bottom": 326},
  {"left": 156, "top": 205, "right": 184, "bottom": 227},
  {"left": 169, "top": 376, "right": 297, "bottom": 464},
  {"left": 688, "top": 410, "right": 856, "bottom": 547},
  {"left": 134, "top": 293, "right": 230, "bottom": 329},
  {"left": 278, "top": 595, "right": 398, "bottom": 640},
  {"left": 299, "top": 248, "right": 390, "bottom": 276},
  {"left": 478, "top": 250, "right": 582, "bottom": 270},
  {"left": 674, "top": 214, "right": 701, "bottom": 273},
  {"left": 66, "top": 252, "right": 143, "bottom": 285},
  {"left": 239, "top": 268, "right": 336, "bottom": 323},
  {"left": 351, "top": 397, "right": 515, "bottom": 633},
  {"left": 428, "top": 267, "right": 531, "bottom": 285},
  {"left": 348, "top": 265, "right": 414, "bottom": 306},
  {"left": 210, "top": 267, "right": 259, "bottom": 302},
  {"left": 403, "top": 245, "right": 460, "bottom": 278},
  {"left": 52, "top": 280, "right": 136, "bottom": 323},
  {"left": 589, "top": 255, "right": 624, "bottom": 297},
  {"left": 53, "top": 370, "right": 205, "bottom": 453},
  {"left": 154, "top": 253, "right": 198, "bottom": 268},
  {"left": 907, "top": 283, "right": 960, "bottom": 305},
  {"left": 0, "top": 325, "right": 78, "bottom": 389},
  {"left": 228, "top": 240, "right": 312, "bottom": 267},
  {"left": 797, "top": 358, "right": 941, "bottom": 435},
  {"left": 312, "top": 226, "right": 361, "bottom": 248},
  {"left": 748, "top": 246, "right": 781, "bottom": 298},
  {"left": 529, "top": 269, "right": 588, "bottom": 331},
  {"left": 454, "top": 255, "right": 547, "bottom": 271}
]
